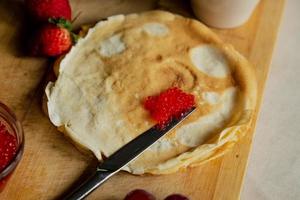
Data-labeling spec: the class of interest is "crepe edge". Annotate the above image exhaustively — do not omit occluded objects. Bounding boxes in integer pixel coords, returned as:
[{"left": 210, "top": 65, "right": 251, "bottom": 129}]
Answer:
[{"left": 127, "top": 12, "right": 257, "bottom": 174}]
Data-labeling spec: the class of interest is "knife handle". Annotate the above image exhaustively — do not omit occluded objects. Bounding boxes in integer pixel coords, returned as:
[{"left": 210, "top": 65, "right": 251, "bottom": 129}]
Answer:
[{"left": 64, "top": 168, "right": 116, "bottom": 200}]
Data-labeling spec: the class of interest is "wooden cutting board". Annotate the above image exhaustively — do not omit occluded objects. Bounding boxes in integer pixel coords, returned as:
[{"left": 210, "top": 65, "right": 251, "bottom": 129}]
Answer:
[{"left": 0, "top": 0, "right": 285, "bottom": 199}]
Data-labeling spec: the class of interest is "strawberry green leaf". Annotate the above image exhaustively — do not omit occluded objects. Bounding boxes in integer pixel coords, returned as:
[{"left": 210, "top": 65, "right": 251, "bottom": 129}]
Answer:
[
  {"left": 71, "top": 32, "right": 79, "bottom": 44},
  {"left": 48, "top": 18, "right": 72, "bottom": 31}
]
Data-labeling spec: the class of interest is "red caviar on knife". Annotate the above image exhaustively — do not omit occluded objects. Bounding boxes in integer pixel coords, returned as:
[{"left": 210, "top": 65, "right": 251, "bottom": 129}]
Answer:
[{"left": 144, "top": 87, "right": 195, "bottom": 126}]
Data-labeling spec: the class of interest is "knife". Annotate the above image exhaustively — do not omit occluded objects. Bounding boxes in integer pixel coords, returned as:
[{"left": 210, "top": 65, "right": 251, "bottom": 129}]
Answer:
[{"left": 64, "top": 107, "right": 195, "bottom": 200}]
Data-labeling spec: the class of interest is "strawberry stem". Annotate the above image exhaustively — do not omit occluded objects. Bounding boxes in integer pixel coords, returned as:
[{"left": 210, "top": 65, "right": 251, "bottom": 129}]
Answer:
[
  {"left": 71, "top": 32, "right": 79, "bottom": 44},
  {"left": 71, "top": 11, "right": 83, "bottom": 24},
  {"left": 48, "top": 18, "right": 72, "bottom": 31}
]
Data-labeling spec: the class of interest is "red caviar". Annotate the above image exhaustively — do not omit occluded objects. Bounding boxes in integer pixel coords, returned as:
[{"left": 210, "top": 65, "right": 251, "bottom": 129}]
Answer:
[
  {"left": 0, "top": 121, "right": 17, "bottom": 172},
  {"left": 144, "top": 87, "right": 195, "bottom": 126},
  {"left": 0, "top": 121, "right": 17, "bottom": 192}
]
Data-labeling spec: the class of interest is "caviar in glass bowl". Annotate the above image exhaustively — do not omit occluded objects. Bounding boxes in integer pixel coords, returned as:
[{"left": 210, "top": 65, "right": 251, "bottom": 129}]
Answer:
[{"left": 0, "top": 102, "right": 24, "bottom": 192}]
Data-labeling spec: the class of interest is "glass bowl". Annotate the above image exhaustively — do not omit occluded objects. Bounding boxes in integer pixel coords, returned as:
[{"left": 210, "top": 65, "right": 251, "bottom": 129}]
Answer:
[{"left": 0, "top": 102, "right": 24, "bottom": 192}]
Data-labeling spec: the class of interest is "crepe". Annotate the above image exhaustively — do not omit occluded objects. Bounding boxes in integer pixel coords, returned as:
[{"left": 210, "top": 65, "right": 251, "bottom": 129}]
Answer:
[{"left": 45, "top": 10, "right": 257, "bottom": 175}]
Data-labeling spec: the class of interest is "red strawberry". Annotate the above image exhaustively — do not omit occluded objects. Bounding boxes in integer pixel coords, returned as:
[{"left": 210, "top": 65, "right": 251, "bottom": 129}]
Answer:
[
  {"left": 124, "top": 189, "right": 156, "bottom": 200},
  {"left": 25, "top": 0, "right": 72, "bottom": 21},
  {"left": 164, "top": 194, "right": 189, "bottom": 200},
  {"left": 31, "top": 21, "right": 74, "bottom": 56}
]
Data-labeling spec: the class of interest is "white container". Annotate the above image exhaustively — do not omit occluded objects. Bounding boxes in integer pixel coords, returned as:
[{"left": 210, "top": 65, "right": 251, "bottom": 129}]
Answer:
[{"left": 191, "top": 0, "right": 260, "bottom": 28}]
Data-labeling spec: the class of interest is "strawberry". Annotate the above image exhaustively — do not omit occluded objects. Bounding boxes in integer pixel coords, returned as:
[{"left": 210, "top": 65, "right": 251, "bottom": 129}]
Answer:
[
  {"left": 124, "top": 189, "right": 156, "bottom": 200},
  {"left": 164, "top": 194, "right": 189, "bottom": 200},
  {"left": 31, "top": 19, "right": 75, "bottom": 56},
  {"left": 25, "top": 0, "right": 72, "bottom": 21}
]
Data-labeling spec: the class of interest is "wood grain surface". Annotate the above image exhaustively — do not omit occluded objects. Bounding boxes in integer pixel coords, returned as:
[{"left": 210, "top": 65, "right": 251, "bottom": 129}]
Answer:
[{"left": 0, "top": 0, "right": 285, "bottom": 199}]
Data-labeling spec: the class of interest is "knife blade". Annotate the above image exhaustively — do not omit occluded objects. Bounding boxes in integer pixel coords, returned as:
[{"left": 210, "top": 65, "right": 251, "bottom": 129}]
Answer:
[{"left": 64, "top": 107, "right": 196, "bottom": 200}]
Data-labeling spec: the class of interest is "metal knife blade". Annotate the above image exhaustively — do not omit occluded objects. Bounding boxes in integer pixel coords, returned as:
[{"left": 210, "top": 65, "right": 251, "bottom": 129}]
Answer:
[
  {"left": 64, "top": 107, "right": 196, "bottom": 200},
  {"left": 99, "top": 106, "right": 196, "bottom": 172}
]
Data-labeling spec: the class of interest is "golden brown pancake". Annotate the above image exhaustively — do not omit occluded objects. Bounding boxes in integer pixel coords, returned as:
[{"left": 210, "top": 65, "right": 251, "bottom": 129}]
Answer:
[{"left": 45, "top": 10, "right": 256, "bottom": 174}]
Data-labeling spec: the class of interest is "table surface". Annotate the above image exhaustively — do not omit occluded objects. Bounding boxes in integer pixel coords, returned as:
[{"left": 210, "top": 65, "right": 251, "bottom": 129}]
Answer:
[
  {"left": 0, "top": 0, "right": 288, "bottom": 199},
  {"left": 242, "top": 0, "right": 300, "bottom": 199}
]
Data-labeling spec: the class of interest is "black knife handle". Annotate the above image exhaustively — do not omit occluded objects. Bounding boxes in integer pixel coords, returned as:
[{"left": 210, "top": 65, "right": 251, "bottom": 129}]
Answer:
[{"left": 63, "top": 169, "right": 116, "bottom": 200}]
